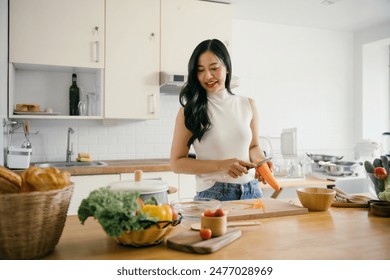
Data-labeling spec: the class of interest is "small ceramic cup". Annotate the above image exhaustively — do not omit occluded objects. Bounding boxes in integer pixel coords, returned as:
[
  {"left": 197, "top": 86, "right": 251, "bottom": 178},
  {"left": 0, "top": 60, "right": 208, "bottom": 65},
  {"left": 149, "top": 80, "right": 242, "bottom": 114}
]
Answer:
[{"left": 200, "top": 214, "right": 227, "bottom": 237}]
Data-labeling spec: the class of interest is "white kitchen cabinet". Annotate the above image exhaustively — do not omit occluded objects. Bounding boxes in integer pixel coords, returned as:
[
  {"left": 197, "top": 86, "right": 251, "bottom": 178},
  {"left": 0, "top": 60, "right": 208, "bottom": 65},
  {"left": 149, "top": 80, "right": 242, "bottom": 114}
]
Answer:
[
  {"left": 120, "top": 171, "right": 179, "bottom": 202},
  {"left": 67, "top": 174, "right": 120, "bottom": 215},
  {"left": 161, "top": 0, "right": 232, "bottom": 74},
  {"left": 8, "top": 65, "right": 103, "bottom": 119},
  {"left": 104, "top": 0, "right": 160, "bottom": 119},
  {"left": 9, "top": 0, "right": 105, "bottom": 68},
  {"left": 8, "top": 0, "right": 104, "bottom": 119}
]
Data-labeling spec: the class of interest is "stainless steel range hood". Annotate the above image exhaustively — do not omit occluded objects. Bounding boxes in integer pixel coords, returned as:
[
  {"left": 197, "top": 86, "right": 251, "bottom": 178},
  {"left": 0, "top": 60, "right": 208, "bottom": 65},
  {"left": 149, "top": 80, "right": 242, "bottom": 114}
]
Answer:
[
  {"left": 159, "top": 72, "right": 240, "bottom": 94},
  {"left": 160, "top": 72, "right": 187, "bottom": 94}
]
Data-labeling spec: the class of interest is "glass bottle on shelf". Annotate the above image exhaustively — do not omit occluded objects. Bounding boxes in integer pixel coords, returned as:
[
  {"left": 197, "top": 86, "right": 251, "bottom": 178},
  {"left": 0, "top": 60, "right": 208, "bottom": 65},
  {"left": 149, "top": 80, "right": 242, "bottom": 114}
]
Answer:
[
  {"left": 87, "top": 91, "right": 97, "bottom": 116},
  {"left": 69, "top": 73, "right": 80, "bottom": 115},
  {"left": 78, "top": 86, "right": 87, "bottom": 116}
]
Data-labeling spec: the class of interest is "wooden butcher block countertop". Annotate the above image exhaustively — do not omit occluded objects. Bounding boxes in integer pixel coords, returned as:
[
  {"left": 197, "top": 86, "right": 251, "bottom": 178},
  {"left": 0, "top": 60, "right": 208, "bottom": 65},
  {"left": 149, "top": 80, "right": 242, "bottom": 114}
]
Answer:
[
  {"left": 38, "top": 159, "right": 172, "bottom": 176},
  {"left": 44, "top": 205, "right": 390, "bottom": 260}
]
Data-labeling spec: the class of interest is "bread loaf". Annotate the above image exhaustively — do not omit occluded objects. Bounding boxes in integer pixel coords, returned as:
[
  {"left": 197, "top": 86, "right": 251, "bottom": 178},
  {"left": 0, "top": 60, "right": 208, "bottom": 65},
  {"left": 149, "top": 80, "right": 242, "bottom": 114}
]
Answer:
[
  {"left": 1, "top": 165, "right": 71, "bottom": 193},
  {"left": 15, "top": 104, "right": 29, "bottom": 112},
  {"left": 0, "top": 178, "right": 21, "bottom": 194},
  {"left": 0, "top": 166, "right": 22, "bottom": 194},
  {"left": 15, "top": 104, "right": 41, "bottom": 112},
  {"left": 20, "top": 166, "right": 71, "bottom": 192}
]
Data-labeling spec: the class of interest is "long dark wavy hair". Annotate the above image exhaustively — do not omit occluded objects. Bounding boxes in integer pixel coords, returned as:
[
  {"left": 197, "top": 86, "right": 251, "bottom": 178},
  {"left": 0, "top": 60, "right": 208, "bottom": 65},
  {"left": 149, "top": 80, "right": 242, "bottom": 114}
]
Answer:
[{"left": 180, "top": 39, "right": 233, "bottom": 148}]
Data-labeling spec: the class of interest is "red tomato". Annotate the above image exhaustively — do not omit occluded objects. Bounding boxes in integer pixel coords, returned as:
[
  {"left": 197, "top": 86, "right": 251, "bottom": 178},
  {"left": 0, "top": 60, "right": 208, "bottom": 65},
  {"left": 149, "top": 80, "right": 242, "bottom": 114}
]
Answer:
[
  {"left": 199, "top": 228, "right": 212, "bottom": 240},
  {"left": 374, "top": 167, "right": 387, "bottom": 180},
  {"left": 214, "top": 208, "right": 224, "bottom": 217},
  {"left": 203, "top": 209, "right": 215, "bottom": 217}
]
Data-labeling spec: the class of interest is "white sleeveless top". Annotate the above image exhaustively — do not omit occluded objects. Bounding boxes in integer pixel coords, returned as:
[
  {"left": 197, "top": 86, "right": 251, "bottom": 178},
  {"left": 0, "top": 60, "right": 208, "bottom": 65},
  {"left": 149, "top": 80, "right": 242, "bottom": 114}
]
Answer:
[{"left": 192, "top": 90, "right": 255, "bottom": 192}]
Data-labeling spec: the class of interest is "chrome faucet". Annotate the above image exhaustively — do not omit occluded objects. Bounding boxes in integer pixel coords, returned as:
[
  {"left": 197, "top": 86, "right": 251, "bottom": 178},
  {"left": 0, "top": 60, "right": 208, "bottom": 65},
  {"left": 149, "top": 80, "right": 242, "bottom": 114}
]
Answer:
[{"left": 66, "top": 127, "right": 75, "bottom": 162}]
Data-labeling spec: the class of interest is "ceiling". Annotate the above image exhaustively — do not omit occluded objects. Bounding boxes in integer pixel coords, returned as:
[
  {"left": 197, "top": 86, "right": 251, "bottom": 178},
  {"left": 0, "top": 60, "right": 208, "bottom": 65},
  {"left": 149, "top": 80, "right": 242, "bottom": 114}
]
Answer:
[{"left": 220, "top": 0, "right": 390, "bottom": 32}]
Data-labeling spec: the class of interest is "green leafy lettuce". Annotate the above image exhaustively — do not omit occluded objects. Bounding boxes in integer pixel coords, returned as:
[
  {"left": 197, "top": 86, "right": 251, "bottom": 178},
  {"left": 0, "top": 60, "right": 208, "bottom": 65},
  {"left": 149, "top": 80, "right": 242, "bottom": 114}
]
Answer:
[{"left": 77, "top": 187, "right": 157, "bottom": 237}]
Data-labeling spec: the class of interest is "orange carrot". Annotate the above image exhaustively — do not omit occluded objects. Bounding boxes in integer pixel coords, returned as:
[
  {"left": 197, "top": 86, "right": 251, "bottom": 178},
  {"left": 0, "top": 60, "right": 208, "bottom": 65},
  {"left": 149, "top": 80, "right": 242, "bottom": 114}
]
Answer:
[{"left": 256, "top": 163, "right": 281, "bottom": 191}]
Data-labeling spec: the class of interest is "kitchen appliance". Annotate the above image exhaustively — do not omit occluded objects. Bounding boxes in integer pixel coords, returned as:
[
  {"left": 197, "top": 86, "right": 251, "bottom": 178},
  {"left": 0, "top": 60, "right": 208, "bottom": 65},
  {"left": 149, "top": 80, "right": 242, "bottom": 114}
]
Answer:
[
  {"left": 6, "top": 146, "right": 32, "bottom": 169},
  {"left": 159, "top": 72, "right": 188, "bottom": 94},
  {"left": 354, "top": 138, "right": 380, "bottom": 161},
  {"left": 281, "top": 128, "right": 297, "bottom": 156},
  {"left": 306, "top": 153, "right": 343, "bottom": 172},
  {"left": 318, "top": 161, "right": 361, "bottom": 176}
]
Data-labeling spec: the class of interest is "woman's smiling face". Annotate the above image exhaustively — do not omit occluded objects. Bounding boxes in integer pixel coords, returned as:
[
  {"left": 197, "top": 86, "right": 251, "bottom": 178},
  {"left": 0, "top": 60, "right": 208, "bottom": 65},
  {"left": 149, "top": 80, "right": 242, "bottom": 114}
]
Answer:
[{"left": 197, "top": 51, "right": 227, "bottom": 94}]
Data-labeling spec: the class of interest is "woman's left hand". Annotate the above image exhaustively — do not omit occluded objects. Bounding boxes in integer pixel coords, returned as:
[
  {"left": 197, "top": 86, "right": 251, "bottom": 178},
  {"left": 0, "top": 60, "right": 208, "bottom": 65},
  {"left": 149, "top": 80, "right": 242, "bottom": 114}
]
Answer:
[{"left": 255, "top": 161, "right": 273, "bottom": 184}]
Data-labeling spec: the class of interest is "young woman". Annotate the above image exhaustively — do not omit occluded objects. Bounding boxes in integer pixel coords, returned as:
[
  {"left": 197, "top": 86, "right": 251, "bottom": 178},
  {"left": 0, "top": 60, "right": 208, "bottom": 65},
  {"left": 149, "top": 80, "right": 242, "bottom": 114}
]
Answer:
[{"left": 170, "top": 39, "right": 270, "bottom": 201}]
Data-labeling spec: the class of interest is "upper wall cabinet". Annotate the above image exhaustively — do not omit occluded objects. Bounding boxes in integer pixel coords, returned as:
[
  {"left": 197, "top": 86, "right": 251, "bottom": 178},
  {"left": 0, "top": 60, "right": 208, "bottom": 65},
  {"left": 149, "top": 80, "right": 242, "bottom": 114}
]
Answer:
[
  {"left": 104, "top": 0, "right": 160, "bottom": 119},
  {"left": 9, "top": 0, "right": 105, "bottom": 69},
  {"left": 161, "top": 0, "right": 232, "bottom": 75}
]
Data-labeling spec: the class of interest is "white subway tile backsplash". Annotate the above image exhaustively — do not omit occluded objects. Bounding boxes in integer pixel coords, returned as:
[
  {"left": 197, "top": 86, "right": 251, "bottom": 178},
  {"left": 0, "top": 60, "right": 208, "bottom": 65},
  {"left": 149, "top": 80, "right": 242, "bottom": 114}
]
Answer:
[
  {"left": 117, "top": 135, "right": 135, "bottom": 145},
  {"left": 23, "top": 95, "right": 180, "bottom": 162},
  {"left": 97, "top": 135, "right": 117, "bottom": 145},
  {"left": 88, "top": 145, "right": 108, "bottom": 155},
  {"left": 107, "top": 144, "right": 127, "bottom": 154}
]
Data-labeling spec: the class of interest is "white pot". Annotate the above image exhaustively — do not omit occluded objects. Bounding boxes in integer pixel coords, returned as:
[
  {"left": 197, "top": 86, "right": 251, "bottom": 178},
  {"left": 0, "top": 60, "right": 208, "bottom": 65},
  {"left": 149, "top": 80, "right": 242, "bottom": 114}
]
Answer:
[{"left": 108, "top": 170, "right": 176, "bottom": 204}]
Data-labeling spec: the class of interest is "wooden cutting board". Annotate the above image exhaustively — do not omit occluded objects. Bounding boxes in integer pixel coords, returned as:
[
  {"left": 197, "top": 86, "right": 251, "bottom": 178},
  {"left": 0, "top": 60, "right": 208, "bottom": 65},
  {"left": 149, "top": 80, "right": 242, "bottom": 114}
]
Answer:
[
  {"left": 166, "top": 228, "right": 242, "bottom": 254},
  {"left": 222, "top": 198, "right": 308, "bottom": 221}
]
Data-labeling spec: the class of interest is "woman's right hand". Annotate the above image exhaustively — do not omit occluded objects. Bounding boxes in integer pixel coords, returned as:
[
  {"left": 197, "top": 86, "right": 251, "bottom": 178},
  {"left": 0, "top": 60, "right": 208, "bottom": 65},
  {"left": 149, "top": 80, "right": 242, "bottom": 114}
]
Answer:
[{"left": 219, "top": 158, "right": 256, "bottom": 178}]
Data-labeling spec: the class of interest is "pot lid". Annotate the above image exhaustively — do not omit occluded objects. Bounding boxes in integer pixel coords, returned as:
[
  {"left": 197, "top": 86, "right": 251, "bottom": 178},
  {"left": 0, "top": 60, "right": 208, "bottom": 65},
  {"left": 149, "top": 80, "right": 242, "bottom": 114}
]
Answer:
[{"left": 108, "top": 180, "right": 168, "bottom": 194}]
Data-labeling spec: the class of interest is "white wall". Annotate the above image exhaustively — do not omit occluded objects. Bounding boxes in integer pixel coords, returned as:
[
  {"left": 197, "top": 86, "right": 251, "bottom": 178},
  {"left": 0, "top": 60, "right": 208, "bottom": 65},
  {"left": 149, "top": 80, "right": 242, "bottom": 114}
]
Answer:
[
  {"left": 231, "top": 20, "right": 355, "bottom": 159},
  {"left": 354, "top": 21, "right": 390, "bottom": 144},
  {"left": 362, "top": 43, "right": 389, "bottom": 140}
]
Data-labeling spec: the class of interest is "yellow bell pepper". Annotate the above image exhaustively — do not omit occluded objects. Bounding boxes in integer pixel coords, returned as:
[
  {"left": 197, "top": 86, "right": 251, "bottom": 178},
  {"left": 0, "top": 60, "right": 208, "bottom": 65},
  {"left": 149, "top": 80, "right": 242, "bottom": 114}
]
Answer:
[{"left": 142, "top": 204, "right": 173, "bottom": 221}]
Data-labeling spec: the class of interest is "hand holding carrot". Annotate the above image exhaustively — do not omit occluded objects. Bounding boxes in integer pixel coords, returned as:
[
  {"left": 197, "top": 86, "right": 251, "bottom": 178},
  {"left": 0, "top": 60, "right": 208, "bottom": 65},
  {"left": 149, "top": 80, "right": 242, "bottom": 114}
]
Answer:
[{"left": 255, "top": 160, "right": 281, "bottom": 191}]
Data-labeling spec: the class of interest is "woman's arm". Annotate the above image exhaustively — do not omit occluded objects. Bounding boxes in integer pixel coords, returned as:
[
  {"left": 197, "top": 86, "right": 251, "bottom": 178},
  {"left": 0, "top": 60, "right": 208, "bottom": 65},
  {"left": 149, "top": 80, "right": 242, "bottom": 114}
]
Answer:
[
  {"left": 248, "top": 98, "right": 267, "bottom": 163},
  {"left": 248, "top": 98, "right": 273, "bottom": 183},
  {"left": 170, "top": 108, "right": 255, "bottom": 178}
]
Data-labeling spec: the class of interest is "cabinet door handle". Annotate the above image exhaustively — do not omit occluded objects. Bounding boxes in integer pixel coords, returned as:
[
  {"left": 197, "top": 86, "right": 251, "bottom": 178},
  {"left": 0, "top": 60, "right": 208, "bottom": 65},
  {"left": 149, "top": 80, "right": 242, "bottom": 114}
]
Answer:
[
  {"left": 149, "top": 94, "right": 155, "bottom": 114},
  {"left": 94, "top": 41, "right": 100, "bottom": 63}
]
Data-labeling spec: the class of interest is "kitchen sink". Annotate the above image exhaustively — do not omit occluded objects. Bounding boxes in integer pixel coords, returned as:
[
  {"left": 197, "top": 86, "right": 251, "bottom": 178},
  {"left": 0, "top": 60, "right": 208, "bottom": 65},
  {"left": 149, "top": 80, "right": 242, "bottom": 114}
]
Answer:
[{"left": 33, "top": 161, "right": 108, "bottom": 168}]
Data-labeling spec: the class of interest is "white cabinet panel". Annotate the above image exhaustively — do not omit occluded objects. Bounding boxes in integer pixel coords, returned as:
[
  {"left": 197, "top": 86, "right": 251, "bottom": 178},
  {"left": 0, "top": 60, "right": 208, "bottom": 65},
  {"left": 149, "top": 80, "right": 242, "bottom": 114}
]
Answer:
[
  {"left": 161, "top": 0, "right": 232, "bottom": 74},
  {"left": 68, "top": 174, "right": 120, "bottom": 215},
  {"left": 178, "top": 174, "right": 197, "bottom": 199},
  {"left": 105, "top": 0, "right": 160, "bottom": 119},
  {"left": 9, "top": 0, "right": 105, "bottom": 68}
]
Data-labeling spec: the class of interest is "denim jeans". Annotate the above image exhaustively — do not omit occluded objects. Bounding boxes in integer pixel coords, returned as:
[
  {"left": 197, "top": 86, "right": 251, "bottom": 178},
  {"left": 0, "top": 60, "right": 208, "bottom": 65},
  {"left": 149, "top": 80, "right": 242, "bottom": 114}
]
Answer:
[{"left": 195, "top": 179, "right": 263, "bottom": 201}]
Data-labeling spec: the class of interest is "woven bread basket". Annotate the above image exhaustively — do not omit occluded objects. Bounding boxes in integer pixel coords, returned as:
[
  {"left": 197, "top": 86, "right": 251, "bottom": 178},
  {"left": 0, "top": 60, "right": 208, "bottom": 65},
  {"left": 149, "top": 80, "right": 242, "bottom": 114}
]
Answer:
[{"left": 0, "top": 184, "right": 74, "bottom": 259}]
